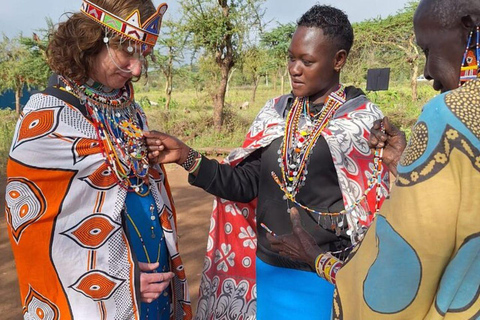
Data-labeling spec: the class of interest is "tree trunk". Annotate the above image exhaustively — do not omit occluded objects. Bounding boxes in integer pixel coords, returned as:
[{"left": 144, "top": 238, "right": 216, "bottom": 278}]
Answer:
[
  {"left": 165, "top": 93, "right": 172, "bottom": 109},
  {"left": 165, "top": 82, "right": 172, "bottom": 109},
  {"left": 226, "top": 68, "right": 236, "bottom": 96},
  {"left": 15, "top": 86, "right": 22, "bottom": 116},
  {"left": 410, "top": 62, "right": 418, "bottom": 102},
  {"left": 165, "top": 55, "right": 175, "bottom": 109},
  {"left": 280, "top": 75, "right": 285, "bottom": 95},
  {"left": 213, "top": 0, "right": 234, "bottom": 131},
  {"left": 213, "top": 64, "right": 230, "bottom": 131},
  {"left": 251, "top": 76, "right": 259, "bottom": 103},
  {"left": 265, "top": 74, "right": 269, "bottom": 87},
  {"left": 284, "top": 65, "right": 291, "bottom": 94}
]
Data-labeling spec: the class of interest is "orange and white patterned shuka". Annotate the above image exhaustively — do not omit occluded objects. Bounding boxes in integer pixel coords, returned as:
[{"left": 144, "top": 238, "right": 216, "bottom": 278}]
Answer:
[
  {"left": 195, "top": 93, "right": 390, "bottom": 320},
  {"left": 5, "top": 91, "right": 192, "bottom": 320}
]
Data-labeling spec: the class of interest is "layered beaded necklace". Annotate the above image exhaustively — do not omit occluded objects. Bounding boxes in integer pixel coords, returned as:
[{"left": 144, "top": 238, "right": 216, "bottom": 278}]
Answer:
[
  {"left": 61, "top": 76, "right": 150, "bottom": 195},
  {"left": 272, "top": 85, "right": 384, "bottom": 223}
]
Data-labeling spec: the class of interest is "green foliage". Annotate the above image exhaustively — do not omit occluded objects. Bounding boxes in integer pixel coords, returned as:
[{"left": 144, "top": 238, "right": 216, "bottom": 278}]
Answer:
[
  {"left": 0, "top": 109, "right": 17, "bottom": 172},
  {"left": 260, "top": 23, "right": 296, "bottom": 78},
  {"left": 181, "top": 0, "right": 265, "bottom": 61},
  {"left": 0, "top": 30, "right": 51, "bottom": 113},
  {"left": 365, "top": 81, "right": 435, "bottom": 138},
  {"left": 344, "top": 1, "right": 422, "bottom": 90}
]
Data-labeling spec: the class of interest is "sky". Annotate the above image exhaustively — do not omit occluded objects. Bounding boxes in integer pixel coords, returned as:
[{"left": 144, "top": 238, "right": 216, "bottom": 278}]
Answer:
[{"left": 1, "top": 0, "right": 412, "bottom": 38}]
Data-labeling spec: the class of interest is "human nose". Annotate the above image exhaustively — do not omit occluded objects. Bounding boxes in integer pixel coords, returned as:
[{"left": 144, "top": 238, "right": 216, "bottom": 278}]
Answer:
[
  {"left": 288, "top": 60, "right": 302, "bottom": 77},
  {"left": 423, "top": 59, "right": 433, "bottom": 81},
  {"left": 128, "top": 58, "right": 143, "bottom": 77}
]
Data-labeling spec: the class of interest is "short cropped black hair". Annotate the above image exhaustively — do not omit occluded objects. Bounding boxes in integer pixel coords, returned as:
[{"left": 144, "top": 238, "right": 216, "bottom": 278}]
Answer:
[{"left": 297, "top": 5, "right": 354, "bottom": 54}]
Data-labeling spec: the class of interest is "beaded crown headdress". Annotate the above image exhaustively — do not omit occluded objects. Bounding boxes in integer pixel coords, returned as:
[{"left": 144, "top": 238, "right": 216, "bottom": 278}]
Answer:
[{"left": 81, "top": 0, "right": 168, "bottom": 50}]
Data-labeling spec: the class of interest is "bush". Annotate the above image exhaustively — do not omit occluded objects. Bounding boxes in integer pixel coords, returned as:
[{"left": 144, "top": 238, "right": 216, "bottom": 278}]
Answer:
[{"left": 0, "top": 110, "right": 18, "bottom": 174}]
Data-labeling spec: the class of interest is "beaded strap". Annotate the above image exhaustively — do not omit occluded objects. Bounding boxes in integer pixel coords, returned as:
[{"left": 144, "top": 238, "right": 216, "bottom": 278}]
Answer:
[
  {"left": 314, "top": 252, "right": 344, "bottom": 284},
  {"left": 181, "top": 148, "right": 202, "bottom": 173}
]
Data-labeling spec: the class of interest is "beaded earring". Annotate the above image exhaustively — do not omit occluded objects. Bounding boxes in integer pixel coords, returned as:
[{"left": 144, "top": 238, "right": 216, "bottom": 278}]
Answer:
[
  {"left": 460, "top": 26, "right": 480, "bottom": 86},
  {"left": 127, "top": 40, "right": 134, "bottom": 53}
]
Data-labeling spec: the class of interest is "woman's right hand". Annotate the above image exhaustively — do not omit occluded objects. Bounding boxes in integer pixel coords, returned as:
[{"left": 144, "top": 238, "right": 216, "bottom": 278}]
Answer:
[
  {"left": 144, "top": 131, "right": 190, "bottom": 165},
  {"left": 138, "top": 262, "right": 175, "bottom": 303},
  {"left": 267, "top": 207, "right": 322, "bottom": 269},
  {"left": 369, "top": 117, "right": 406, "bottom": 177}
]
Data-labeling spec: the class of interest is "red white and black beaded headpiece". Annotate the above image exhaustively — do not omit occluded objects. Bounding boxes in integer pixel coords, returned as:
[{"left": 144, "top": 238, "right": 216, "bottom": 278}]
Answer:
[
  {"left": 81, "top": 0, "right": 168, "bottom": 51},
  {"left": 460, "top": 26, "right": 480, "bottom": 86}
]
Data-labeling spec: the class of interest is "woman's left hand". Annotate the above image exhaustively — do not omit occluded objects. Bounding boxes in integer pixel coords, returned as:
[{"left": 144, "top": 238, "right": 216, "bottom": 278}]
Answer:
[
  {"left": 266, "top": 207, "right": 322, "bottom": 269},
  {"left": 138, "top": 262, "right": 175, "bottom": 303}
]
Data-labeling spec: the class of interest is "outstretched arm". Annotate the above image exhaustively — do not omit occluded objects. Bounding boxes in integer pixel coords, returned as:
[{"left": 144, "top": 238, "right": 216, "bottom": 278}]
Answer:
[{"left": 144, "top": 130, "right": 260, "bottom": 202}]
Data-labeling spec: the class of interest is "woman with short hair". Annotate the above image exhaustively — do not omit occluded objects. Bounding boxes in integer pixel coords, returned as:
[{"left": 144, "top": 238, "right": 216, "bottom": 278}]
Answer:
[{"left": 146, "top": 5, "right": 389, "bottom": 319}]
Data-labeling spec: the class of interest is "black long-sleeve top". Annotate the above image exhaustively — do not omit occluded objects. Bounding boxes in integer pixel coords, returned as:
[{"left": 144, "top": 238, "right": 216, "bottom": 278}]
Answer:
[{"left": 190, "top": 87, "right": 364, "bottom": 271}]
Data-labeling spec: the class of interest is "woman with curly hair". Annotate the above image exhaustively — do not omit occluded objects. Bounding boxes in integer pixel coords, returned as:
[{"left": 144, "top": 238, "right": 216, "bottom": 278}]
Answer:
[{"left": 5, "top": 0, "right": 192, "bottom": 319}]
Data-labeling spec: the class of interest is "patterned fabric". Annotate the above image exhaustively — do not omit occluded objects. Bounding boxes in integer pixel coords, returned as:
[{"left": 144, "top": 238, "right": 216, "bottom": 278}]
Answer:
[
  {"left": 5, "top": 91, "right": 192, "bottom": 319},
  {"left": 195, "top": 94, "right": 389, "bottom": 319},
  {"left": 333, "top": 79, "right": 480, "bottom": 319}
]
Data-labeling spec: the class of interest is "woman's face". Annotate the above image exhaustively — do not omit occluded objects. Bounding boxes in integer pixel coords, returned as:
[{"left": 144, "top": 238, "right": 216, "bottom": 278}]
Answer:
[
  {"left": 89, "top": 44, "right": 150, "bottom": 89},
  {"left": 288, "top": 26, "right": 345, "bottom": 104},
  {"left": 414, "top": 11, "right": 468, "bottom": 93}
]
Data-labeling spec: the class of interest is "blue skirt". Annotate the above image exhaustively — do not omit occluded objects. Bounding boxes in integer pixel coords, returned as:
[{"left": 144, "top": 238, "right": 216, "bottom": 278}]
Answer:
[{"left": 256, "top": 257, "right": 334, "bottom": 319}]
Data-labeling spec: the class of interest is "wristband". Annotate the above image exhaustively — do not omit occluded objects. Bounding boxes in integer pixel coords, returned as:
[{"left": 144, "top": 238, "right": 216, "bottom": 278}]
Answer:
[
  {"left": 314, "top": 252, "right": 343, "bottom": 284},
  {"left": 180, "top": 148, "right": 202, "bottom": 173}
]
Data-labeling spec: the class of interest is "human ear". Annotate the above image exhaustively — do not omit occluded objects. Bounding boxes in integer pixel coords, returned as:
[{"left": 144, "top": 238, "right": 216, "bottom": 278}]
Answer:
[
  {"left": 334, "top": 49, "right": 348, "bottom": 73},
  {"left": 461, "top": 14, "right": 480, "bottom": 29}
]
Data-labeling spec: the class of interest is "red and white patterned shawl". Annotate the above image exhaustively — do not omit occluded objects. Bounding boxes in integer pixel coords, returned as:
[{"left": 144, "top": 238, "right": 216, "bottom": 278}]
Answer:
[{"left": 194, "top": 94, "right": 390, "bottom": 320}]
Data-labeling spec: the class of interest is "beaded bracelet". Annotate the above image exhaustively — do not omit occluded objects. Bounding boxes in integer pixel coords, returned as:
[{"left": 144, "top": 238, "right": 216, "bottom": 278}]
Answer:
[
  {"left": 181, "top": 148, "right": 202, "bottom": 173},
  {"left": 314, "top": 252, "right": 344, "bottom": 285}
]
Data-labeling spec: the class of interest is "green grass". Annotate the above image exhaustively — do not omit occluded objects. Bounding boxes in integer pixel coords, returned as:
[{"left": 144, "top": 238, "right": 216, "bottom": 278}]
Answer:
[
  {"left": 0, "top": 82, "right": 437, "bottom": 173},
  {"left": 364, "top": 81, "right": 436, "bottom": 138}
]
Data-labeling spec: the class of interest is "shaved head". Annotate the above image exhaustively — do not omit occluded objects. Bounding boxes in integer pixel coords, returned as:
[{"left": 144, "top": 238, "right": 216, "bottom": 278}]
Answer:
[{"left": 415, "top": 0, "right": 480, "bottom": 28}]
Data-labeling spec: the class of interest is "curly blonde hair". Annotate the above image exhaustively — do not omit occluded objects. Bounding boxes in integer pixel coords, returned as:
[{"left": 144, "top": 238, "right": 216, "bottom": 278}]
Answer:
[{"left": 47, "top": 0, "right": 156, "bottom": 83}]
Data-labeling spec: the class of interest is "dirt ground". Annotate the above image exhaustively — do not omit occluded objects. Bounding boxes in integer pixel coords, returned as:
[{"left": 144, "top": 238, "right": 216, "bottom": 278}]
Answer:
[{"left": 0, "top": 163, "right": 215, "bottom": 319}]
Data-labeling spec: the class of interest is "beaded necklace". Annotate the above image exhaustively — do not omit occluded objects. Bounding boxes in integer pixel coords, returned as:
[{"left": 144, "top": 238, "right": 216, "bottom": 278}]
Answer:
[
  {"left": 272, "top": 85, "right": 384, "bottom": 223},
  {"left": 273, "top": 85, "right": 346, "bottom": 198},
  {"left": 61, "top": 76, "right": 150, "bottom": 195}
]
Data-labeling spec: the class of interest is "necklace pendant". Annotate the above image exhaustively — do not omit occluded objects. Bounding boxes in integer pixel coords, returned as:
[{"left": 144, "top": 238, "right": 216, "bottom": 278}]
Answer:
[{"left": 149, "top": 204, "right": 156, "bottom": 221}]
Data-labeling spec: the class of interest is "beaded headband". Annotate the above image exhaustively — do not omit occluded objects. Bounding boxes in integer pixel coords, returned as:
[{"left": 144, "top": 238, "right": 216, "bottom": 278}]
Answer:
[{"left": 81, "top": 0, "right": 168, "bottom": 49}]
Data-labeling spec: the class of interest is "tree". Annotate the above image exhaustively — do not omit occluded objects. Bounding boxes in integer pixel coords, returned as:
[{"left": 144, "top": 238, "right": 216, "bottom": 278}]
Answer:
[
  {"left": 180, "top": 0, "right": 266, "bottom": 130},
  {"left": 241, "top": 46, "right": 268, "bottom": 102},
  {"left": 0, "top": 33, "right": 50, "bottom": 115},
  {"left": 348, "top": 2, "right": 421, "bottom": 101},
  {"left": 260, "top": 23, "right": 295, "bottom": 94},
  {"left": 153, "top": 19, "right": 187, "bottom": 109}
]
